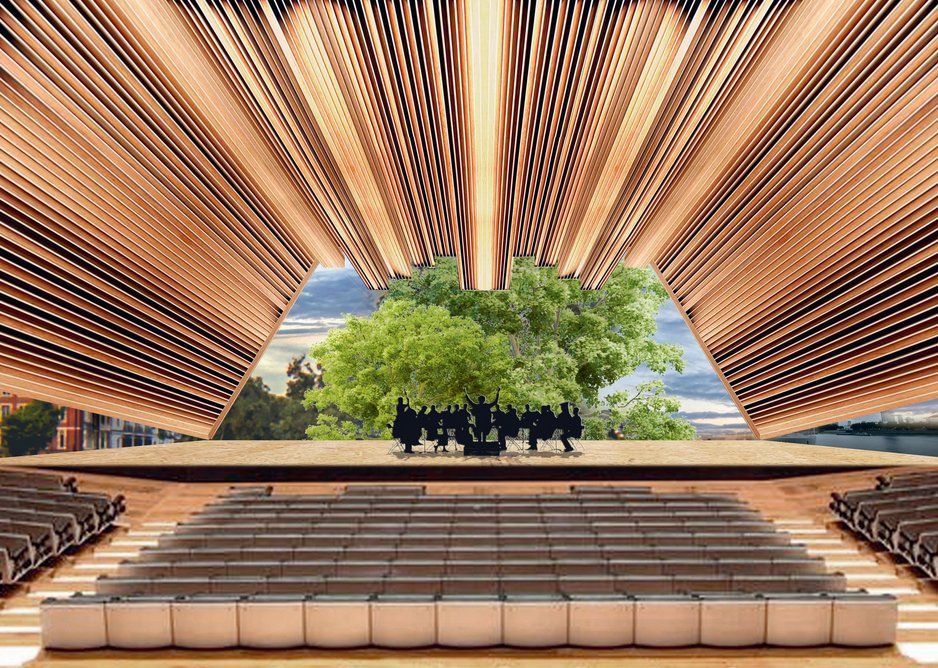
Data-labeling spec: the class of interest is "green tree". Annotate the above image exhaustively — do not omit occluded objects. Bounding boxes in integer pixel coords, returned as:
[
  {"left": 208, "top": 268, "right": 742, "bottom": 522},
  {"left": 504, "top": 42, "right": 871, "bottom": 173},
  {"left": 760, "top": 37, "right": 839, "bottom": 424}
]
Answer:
[
  {"left": 306, "top": 258, "right": 694, "bottom": 440},
  {"left": 304, "top": 299, "right": 513, "bottom": 438},
  {"left": 275, "top": 356, "right": 323, "bottom": 439},
  {"left": 306, "top": 414, "right": 364, "bottom": 440},
  {"left": 386, "top": 258, "right": 684, "bottom": 408},
  {"left": 214, "top": 377, "right": 285, "bottom": 440},
  {"left": 0, "top": 401, "right": 63, "bottom": 457},
  {"left": 589, "top": 381, "right": 696, "bottom": 440}
]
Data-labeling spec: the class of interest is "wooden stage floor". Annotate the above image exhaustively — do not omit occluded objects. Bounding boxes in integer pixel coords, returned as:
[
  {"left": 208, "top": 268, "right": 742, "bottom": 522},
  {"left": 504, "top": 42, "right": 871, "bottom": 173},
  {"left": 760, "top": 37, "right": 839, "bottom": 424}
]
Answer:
[{"left": 5, "top": 439, "right": 938, "bottom": 482}]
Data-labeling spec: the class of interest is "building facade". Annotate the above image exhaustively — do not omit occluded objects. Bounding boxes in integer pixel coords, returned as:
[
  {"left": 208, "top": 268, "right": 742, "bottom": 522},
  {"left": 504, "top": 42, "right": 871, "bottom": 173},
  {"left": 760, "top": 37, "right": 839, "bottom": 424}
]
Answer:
[{"left": 0, "top": 392, "right": 177, "bottom": 454}]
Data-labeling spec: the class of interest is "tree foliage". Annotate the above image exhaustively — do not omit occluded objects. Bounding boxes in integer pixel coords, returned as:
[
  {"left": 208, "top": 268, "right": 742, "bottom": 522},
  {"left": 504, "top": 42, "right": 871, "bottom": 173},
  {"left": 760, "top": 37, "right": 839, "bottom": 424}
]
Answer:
[
  {"left": 386, "top": 258, "right": 684, "bottom": 407},
  {"left": 304, "top": 299, "right": 512, "bottom": 438},
  {"left": 586, "top": 381, "right": 696, "bottom": 440},
  {"left": 0, "top": 401, "right": 63, "bottom": 457},
  {"left": 305, "top": 259, "right": 695, "bottom": 440},
  {"left": 214, "top": 377, "right": 284, "bottom": 440}
]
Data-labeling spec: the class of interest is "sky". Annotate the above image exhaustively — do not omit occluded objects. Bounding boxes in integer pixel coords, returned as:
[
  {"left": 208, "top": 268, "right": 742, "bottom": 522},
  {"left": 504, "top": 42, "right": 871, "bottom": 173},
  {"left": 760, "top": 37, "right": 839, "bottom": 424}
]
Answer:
[{"left": 254, "top": 265, "right": 937, "bottom": 437}]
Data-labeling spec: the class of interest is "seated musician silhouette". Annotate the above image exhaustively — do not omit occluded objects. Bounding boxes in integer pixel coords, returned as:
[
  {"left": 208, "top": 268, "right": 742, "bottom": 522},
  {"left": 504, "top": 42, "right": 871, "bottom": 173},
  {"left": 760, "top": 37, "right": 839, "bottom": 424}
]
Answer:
[
  {"left": 521, "top": 404, "right": 539, "bottom": 450},
  {"left": 391, "top": 395, "right": 423, "bottom": 453},
  {"left": 494, "top": 404, "right": 520, "bottom": 450},
  {"left": 464, "top": 387, "right": 500, "bottom": 443},
  {"left": 556, "top": 402, "right": 578, "bottom": 452},
  {"left": 536, "top": 405, "right": 557, "bottom": 446},
  {"left": 438, "top": 405, "right": 455, "bottom": 451},
  {"left": 426, "top": 405, "right": 447, "bottom": 452},
  {"left": 391, "top": 397, "right": 407, "bottom": 444},
  {"left": 452, "top": 405, "right": 473, "bottom": 448}
]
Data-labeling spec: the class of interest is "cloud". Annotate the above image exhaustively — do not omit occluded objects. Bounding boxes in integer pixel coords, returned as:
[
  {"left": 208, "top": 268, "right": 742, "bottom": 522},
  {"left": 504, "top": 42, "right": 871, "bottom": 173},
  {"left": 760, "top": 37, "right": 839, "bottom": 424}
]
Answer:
[
  {"left": 253, "top": 266, "right": 377, "bottom": 394},
  {"left": 250, "top": 267, "right": 936, "bottom": 437}
]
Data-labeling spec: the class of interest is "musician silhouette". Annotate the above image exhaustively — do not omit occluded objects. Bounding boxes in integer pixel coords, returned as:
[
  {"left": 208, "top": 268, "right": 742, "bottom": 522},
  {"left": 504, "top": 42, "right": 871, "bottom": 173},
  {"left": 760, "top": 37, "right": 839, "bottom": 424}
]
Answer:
[
  {"left": 453, "top": 404, "right": 473, "bottom": 447},
  {"left": 464, "top": 387, "right": 500, "bottom": 443},
  {"left": 519, "top": 404, "right": 538, "bottom": 449},
  {"left": 495, "top": 404, "right": 520, "bottom": 450},
  {"left": 536, "top": 405, "right": 557, "bottom": 445},
  {"left": 426, "top": 405, "right": 447, "bottom": 452},
  {"left": 556, "top": 402, "right": 577, "bottom": 452},
  {"left": 391, "top": 395, "right": 422, "bottom": 453}
]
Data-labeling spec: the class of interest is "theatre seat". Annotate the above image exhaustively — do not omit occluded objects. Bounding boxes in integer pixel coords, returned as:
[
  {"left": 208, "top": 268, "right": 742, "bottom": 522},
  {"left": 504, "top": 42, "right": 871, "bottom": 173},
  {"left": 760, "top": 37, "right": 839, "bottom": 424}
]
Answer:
[
  {"left": 766, "top": 594, "right": 833, "bottom": 646},
  {"left": 238, "top": 595, "right": 305, "bottom": 648},
  {"left": 305, "top": 594, "right": 372, "bottom": 648},
  {"left": 171, "top": 596, "right": 240, "bottom": 648},
  {"left": 502, "top": 595, "right": 568, "bottom": 647},
  {"left": 41, "top": 596, "right": 109, "bottom": 650},
  {"left": 831, "top": 594, "right": 898, "bottom": 646},
  {"left": 106, "top": 597, "right": 173, "bottom": 649},
  {"left": 699, "top": 594, "right": 766, "bottom": 647},
  {"left": 437, "top": 595, "right": 502, "bottom": 647},
  {"left": 371, "top": 595, "right": 436, "bottom": 648},
  {"left": 568, "top": 594, "right": 634, "bottom": 647},
  {"left": 634, "top": 596, "right": 700, "bottom": 647}
]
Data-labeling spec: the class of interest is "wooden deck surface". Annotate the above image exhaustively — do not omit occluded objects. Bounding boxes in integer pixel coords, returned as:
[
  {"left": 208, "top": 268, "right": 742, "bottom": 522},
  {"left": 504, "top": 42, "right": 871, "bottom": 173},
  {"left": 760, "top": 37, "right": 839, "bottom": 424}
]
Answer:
[{"left": 4, "top": 439, "right": 937, "bottom": 469}]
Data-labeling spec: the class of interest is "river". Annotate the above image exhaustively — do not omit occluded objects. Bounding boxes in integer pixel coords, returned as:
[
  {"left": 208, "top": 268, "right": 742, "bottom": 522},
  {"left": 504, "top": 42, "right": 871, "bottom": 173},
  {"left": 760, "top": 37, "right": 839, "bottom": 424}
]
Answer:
[{"left": 773, "top": 433, "right": 938, "bottom": 457}]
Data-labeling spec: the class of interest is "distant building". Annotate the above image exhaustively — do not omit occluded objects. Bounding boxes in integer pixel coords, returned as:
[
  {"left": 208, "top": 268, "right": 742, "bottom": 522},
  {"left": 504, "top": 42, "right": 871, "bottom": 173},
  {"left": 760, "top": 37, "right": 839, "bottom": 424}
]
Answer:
[{"left": 0, "top": 392, "right": 178, "bottom": 454}]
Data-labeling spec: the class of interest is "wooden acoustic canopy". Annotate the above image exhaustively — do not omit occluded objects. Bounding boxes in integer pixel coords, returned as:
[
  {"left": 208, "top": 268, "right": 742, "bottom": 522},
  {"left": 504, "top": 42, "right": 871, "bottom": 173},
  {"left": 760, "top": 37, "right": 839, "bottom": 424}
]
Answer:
[{"left": 0, "top": 0, "right": 935, "bottom": 438}]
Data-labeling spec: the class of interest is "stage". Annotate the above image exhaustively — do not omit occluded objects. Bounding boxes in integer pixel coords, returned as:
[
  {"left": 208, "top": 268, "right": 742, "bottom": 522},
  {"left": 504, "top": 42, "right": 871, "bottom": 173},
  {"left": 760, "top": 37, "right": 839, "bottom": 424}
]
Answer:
[{"left": 4, "top": 439, "right": 937, "bottom": 482}]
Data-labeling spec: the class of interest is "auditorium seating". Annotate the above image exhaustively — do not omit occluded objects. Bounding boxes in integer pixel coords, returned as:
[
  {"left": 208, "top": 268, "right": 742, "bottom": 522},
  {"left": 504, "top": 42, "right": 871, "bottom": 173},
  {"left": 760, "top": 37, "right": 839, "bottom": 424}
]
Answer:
[
  {"left": 41, "top": 484, "right": 897, "bottom": 649},
  {"left": 833, "top": 469, "right": 938, "bottom": 577},
  {"left": 0, "top": 469, "right": 124, "bottom": 584}
]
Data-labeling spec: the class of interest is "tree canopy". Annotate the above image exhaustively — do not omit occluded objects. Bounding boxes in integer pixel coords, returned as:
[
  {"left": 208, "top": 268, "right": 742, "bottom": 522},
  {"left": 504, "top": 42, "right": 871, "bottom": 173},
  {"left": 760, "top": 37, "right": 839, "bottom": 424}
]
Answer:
[
  {"left": 0, "top": 400, "right": 63, "bottom": 457},
  {"left": 305, "top": 299, "right": 512, "bottom": 438},
  {"left": 305, "top": 259, "right": 695, "bottom": 440},
  {"left": 387, "top": 258, "right": 684, "bottom": 407}
]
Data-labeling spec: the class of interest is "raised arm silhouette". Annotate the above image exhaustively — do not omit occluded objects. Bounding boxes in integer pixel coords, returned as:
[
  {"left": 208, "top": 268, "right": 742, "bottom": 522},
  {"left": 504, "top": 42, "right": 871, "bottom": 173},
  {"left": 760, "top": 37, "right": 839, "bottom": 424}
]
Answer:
[{"left": 464, "top": 387, "right": 500, "bottom": 443}]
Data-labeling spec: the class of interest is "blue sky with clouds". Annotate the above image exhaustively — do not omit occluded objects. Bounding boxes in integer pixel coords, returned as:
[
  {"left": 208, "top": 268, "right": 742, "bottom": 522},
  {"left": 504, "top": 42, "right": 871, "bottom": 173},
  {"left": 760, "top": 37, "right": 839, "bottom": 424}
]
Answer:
[{"left": 254, "top": 265, "right": 937, "bottom": 436}]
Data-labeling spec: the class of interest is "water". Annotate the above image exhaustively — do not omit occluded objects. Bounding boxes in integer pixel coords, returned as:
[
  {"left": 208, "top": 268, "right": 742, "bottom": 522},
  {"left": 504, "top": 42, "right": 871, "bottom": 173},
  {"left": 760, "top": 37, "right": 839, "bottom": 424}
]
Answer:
[{"left": 774, "top": 433, "right": 938, "bottom": 457}]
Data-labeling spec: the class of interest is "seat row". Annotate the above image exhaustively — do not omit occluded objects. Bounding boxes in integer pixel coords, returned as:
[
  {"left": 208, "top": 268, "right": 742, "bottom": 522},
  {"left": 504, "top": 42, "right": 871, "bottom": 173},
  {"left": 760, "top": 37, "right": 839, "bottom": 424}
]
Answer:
[
  {"left": 196, "top": 504, "right": 761, "bottom": 526},
  {"left": 832, "top": 471, "right": 938, "bottom": 576},
  {"left": 0, "top": 472, "right": 124, "bottom": 584},
  {"left": 95, "top": 572, "right": 847, "bottom": 596},
  {"left": 875, "top": 470, "right": 938, "bottom": 490},
  {"left": 41, "top": 591, "right": 897, "bottom": 649},
  {"left": 173, "top": 522, "right": 778, "bottom": 536},
  {"left": 136, "top": 543, "right": 813, "bottom": 561},
  {"left": 116, "top": 557, "right": 828, "bottom": 577},
  {"left": 0, "top": 469, "right": 76, "bottom": 492},
  {"left": 153, "top": 532, "right": 794, "bottom": 550}
]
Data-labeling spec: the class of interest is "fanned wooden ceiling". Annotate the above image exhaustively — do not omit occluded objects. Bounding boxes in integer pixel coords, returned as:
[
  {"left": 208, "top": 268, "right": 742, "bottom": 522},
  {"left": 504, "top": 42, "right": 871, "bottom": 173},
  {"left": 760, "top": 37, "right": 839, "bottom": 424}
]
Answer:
[{"left": 0, "top": 0, "right": 935, "bottom": 438}]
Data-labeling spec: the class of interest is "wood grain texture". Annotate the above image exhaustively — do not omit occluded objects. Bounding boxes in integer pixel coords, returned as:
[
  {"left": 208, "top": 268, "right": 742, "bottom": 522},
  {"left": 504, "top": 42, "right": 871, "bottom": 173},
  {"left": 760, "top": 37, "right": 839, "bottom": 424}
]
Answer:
[
  {"left": 4, "top": 439, "right": 937, "bottom": 469},
  {"left": 0, "top": 0, "right": 935, "bottom": 438}
]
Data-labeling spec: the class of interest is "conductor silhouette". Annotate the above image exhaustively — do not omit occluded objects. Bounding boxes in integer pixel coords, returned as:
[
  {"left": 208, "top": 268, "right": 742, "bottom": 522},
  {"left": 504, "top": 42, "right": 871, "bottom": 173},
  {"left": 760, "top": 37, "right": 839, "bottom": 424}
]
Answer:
[{"left": 464, "top": 387, "right": 500, "bottom": 443}]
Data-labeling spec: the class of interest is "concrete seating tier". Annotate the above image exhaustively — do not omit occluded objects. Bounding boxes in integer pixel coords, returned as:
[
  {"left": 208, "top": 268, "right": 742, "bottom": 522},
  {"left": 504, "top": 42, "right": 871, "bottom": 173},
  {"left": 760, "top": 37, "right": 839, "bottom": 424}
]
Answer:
[
  {"left": 0, "top": 471, "right": 124, "bottom": 584},
  {"left": 833, "top": 470, "right": 938, "bottom": 576},
  {"left": 40, "top": 484, "right": 896, "bottom": 649}
]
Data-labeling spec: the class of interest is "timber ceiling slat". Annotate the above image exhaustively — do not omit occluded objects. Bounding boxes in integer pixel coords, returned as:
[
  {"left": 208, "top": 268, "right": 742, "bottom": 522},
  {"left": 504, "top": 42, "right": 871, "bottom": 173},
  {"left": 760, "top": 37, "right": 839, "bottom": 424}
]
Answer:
[{"left": 0, "top": 0, "right": 934, "bottom": 438}]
